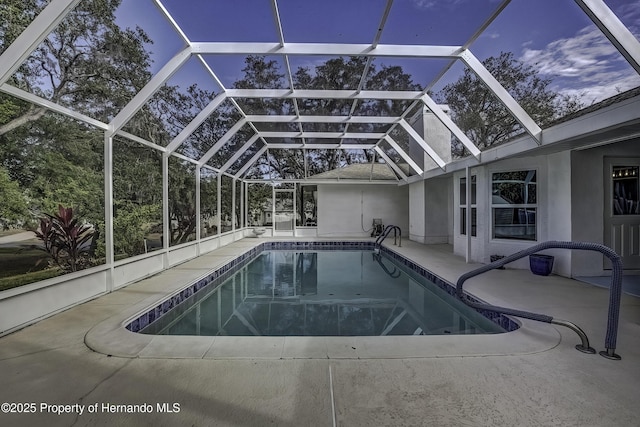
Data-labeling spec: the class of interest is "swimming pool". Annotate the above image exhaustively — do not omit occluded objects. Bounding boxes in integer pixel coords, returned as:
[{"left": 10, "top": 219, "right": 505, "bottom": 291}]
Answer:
[{"left": 127, "top": 242, "right": 518, "bottom": 336}]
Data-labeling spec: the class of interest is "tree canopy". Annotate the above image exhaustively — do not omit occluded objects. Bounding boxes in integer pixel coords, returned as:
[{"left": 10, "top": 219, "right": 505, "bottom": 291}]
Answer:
[
  {"left": 437, "top": 52, "right": 584, "bottom": 156},
  {"left": 0, "top": 2, "right": 590, "bottom": 263},
  {"left": 236, "top": 55, "right": 421, "bottom": 180}
]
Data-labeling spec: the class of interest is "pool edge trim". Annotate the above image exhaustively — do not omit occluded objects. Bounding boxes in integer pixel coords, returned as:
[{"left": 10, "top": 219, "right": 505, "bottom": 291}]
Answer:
[{"left": 84, "top": 239, "right": 562, "bottom": 359}]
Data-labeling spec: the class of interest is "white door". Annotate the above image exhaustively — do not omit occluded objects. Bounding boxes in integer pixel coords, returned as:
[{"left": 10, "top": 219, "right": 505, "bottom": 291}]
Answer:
[{"left": 604, "top": 158, "right": 640, "bottom": 269}]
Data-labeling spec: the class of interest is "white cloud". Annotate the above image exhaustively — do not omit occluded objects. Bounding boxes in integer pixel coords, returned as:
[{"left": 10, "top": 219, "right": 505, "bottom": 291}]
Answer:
[
  {"left": 410, "top": 0, "right": 438, "bottom": 9},
  {"left": 481, "top": 32, "right": 500, "bottom": 40},
  {"left": 410, "top": 0, "right": 465, "bottom": 10},
  {"left": 520, "top": 25, "right": 640, "bottom": 104}
]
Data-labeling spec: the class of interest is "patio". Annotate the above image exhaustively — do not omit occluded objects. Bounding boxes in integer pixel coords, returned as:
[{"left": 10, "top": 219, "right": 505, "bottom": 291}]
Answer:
[{"left": 1, "top": 238, "right": 638, "bottom": 426}]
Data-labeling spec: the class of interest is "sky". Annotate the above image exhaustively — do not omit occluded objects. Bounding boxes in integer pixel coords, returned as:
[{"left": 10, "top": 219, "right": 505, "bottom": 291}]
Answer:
[{"left": 110, "top": 0, "right": 639, "bottom": 107}]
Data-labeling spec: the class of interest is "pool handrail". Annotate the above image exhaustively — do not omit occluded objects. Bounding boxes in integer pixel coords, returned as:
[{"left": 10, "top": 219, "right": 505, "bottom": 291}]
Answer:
[
  {"left": 375, "top": 225, "right": 402, "bottom": 250},
  {"left": 455, "top": 241, "right": 623, "bottom": 360}
]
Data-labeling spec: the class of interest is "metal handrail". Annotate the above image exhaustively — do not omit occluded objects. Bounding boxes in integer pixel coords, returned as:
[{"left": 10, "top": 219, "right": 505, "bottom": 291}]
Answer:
[
  {"left": 374, "top": 225, "right": 402, "bottom": 250},
  {"left": 455, "top": 241, "right": 623, "bottom": 360}
]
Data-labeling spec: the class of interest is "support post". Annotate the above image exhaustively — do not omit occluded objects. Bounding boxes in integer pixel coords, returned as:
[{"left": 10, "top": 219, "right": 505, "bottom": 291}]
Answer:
[{"left": 104, "top": 132, "right": 114, "bottom": 292}]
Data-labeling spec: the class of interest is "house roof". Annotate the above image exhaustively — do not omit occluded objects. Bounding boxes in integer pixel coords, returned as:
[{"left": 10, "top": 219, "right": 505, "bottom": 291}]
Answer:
[{"left": 307, "top": 163, "right": 399, "bottom": 181}]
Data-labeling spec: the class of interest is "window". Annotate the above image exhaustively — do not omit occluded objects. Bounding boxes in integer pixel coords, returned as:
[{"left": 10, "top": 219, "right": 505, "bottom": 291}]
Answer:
[
  {"left": 492, "top": 170, "right": 536, "bottom": 241},
  {"left": 460, "top": 176, "right": 476, "bottom": 236},
  {"left": 612, "top": 166, "right": 639, "bottom": 215},
  {"left": 297, "top": 185, "right": 318, "bottom": 227}
]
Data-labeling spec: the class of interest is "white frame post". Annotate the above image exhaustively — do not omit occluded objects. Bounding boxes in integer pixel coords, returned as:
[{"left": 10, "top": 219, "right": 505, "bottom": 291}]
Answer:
[
  {"left": 195, "top": 165, "right": 201, "bottom": 255},
  {"left": 104, "top": 132, "right": 115, "bottom": 291},
  {"left": 162, "top": 153, "right": 170, "bottom": 268}
]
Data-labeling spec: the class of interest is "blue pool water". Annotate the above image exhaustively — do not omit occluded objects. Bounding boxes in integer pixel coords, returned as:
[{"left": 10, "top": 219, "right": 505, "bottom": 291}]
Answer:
[{"left": 140, "top": 250, "right": 508, "bottom": 336}]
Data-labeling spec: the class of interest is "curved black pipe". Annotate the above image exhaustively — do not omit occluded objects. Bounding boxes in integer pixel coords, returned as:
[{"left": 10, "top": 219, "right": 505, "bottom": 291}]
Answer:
[{"left": 456, "top": 241, "right": 622, "bottom": 359}]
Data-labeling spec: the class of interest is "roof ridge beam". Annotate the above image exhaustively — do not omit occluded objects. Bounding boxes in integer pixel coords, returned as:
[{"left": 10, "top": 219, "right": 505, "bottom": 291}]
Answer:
[
  {"left": 191, "top": 42, "right": 462, "bottom": 58},
  {"left": 574, "top": 0, "right": 640, "bottom": 75},
  {"left": 167, "top": 92, "right": 228, "bottom": 153},
  {"left": 268, "top": 143, "right": 376, "bottom": 149},
  {"left": 0, "top": 0, "right": 81, "bottom": 85},
  {"left": 226, "top": 89, "right": 423, "bottom": 99},
  {"left": 259, "top": 131, "right": 386, "bottom": 139},
  {"left": 246, "top": 115, "right": 400, "bottom": 124},
  {"left": 108, "top": 46, "right": 192, "bottom": 136},
  {"left": 459, "top": 49, "right": 542, "bottom": 143}
]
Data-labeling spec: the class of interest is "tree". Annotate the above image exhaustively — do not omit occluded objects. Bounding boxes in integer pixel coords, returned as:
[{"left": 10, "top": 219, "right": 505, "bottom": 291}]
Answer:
[
  {"left": 0, "top": 0, "right": 152, "bottom": 135},
  {"left": 437, "top": 52, "right": 583, "bottom": 156},
  {"left": 0, "top": 166, "right": 29, "bottom": 229},
  {"left": 236, "top": 56, "right": 421, "bottom": 180}
]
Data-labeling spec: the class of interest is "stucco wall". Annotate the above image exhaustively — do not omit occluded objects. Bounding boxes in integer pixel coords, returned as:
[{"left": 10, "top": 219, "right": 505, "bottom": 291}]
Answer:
[
  {"left": 545, "top": 151, "right": 573, "bottom": 276},
  {"left": 409, "top": 181, "right": 426, "bottom": 242},
  {"left": 451, "top": 154, "right": 573, "bottom": 274},
  {"left": 424, "top": 177, "right": 453, "bottom": 244},
  {"left": 571, "top": 138, "right": 640, "bottom": 276},
  {"left": 317, "top": 184, "right": 409, "bottom": 237}
]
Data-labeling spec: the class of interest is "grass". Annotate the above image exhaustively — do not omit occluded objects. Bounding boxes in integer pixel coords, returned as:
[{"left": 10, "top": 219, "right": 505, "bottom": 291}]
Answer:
[
  {"left": 0, "top": 247, "right": 50, "bottom": 277},
  {"left": 0, "top": 246, "right": 61, "bottom": 291},
  {"left": 0, "top": 241, "right": 152, "bottom": 292}
]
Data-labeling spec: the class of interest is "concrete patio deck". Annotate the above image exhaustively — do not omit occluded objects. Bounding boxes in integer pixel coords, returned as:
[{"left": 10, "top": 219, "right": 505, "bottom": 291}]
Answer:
[{"left": 1, "top": 238, "right": 639, "bottom": 426}]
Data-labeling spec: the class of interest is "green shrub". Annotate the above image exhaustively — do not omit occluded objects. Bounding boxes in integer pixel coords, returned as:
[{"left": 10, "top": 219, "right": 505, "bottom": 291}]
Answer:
[
  {"left": 34, "top": 204, "right": 97, "bottom": 272},
  {"left": 0, "top": 269, "right": 63, "bottom": 292}
]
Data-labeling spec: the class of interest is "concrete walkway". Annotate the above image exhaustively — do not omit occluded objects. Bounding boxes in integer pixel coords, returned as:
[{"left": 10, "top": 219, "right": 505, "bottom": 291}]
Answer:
[
  {"left": 0, "top": 231, "right": 37, "bottom": 246},
  {"left": 1, "top": 238, "right": 639, "bottom": 426}
]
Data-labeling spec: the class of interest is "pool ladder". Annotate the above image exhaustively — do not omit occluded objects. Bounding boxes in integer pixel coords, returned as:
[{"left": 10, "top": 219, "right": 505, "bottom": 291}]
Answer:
[
  {"left": 455, "top": 241, "right": 623, "bottom": 360},
  {"left": 372, "top": 252, "right": 402, "bottom": 278},
  {"left": 374, "top": 225, "right": 402, "bottom": 252}
]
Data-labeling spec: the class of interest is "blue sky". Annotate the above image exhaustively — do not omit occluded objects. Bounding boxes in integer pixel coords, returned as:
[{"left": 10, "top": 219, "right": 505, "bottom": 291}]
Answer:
[{"left": 114, "top": 0, "right": 640, "bottom": 105}]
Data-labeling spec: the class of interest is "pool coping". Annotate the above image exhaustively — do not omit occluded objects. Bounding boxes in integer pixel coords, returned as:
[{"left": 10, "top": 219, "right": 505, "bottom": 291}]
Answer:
[{"left": 84, "top": 239, "right": 562, "bottom": 359}]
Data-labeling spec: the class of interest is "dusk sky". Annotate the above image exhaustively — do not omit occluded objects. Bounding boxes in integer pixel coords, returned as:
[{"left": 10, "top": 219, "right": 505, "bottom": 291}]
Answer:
[{"left": 112, "top": 0, "right": 640, "bottom": 106}]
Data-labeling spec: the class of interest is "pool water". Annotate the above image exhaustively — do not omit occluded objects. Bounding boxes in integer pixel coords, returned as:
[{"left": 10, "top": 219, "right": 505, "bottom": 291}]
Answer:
[{"left": 141, "top": 250, "right": 506, "bottom": 336}]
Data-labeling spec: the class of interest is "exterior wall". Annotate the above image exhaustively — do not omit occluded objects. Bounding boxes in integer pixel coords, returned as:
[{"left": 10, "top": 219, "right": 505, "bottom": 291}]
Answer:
[
  {"left": 424, "top": 178, "right": 452, "bottom": 244},
  {"left": 410, "top": 178, "right": 453, "bottom": 245},
  {"left": 409, "top": 181, "right": 426, "bottom": 242},
  {"left": 453, "top": 167, "right": 486, "bottom": 263},
  {"left": 452, "top": 154, "right": 572, "bottom": 274},
  {"left": 447, "top": 138, "right": 640, "bottom": 277},
  {"left": 571, "top": 138, "right": 640, "bottom": 276},
  {"left": 295, "top": 228, "right": 318, "bottom": 237},
  {"left": 408, "top": 106, "right": 454, "bottom": 245},
  {"left": 546, "top": 151, "right": 573, "bottom": 276},
  {"left": 317, "top": 184, "right": 409, "bottom": 237}
]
